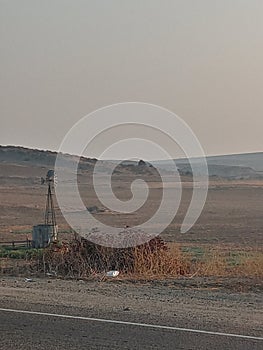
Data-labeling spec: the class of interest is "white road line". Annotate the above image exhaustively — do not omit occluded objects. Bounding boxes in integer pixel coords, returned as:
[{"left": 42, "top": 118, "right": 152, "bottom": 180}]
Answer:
[{"left": 0, "top": 307, "right": 262, "bottom": 341}]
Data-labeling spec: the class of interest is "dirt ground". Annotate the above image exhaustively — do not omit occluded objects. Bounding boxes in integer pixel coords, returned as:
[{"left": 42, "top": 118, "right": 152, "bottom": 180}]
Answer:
[{"left": 0, "top": 163, "right": 263, "bottom": 248}]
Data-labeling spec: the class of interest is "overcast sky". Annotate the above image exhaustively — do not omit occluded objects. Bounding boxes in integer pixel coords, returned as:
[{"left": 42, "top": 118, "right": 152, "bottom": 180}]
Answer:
[{"left": 1, "top": 0, "right": 263, "bottom": 159}]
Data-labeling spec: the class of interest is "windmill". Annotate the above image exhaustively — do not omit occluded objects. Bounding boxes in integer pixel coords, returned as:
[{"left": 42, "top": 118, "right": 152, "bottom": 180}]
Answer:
[
  {"left": 44, "top": 170, "right": 58, "bottom": 241},
  {"left": 32, "top": 170, "right": 58, "bottom": 248}
]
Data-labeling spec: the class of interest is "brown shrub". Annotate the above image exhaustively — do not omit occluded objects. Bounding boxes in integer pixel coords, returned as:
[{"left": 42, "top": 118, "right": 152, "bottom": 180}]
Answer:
[
  {"left": 40, "top": 235, "right": 178, "bottom": 278},
  {"left": 18, "top": 237, "right": 263, "bottom": 280}
]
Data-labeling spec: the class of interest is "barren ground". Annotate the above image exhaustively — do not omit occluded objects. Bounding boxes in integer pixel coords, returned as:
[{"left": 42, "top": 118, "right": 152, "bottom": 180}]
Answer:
[{"left": 0, "top": 163, "right": 263, "bottom": 248}]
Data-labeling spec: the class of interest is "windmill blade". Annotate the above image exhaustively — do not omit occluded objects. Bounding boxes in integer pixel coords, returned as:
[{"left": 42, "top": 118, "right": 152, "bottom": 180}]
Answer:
[{"left": 53, "top": 173, "right": 58, "bottom": 187}]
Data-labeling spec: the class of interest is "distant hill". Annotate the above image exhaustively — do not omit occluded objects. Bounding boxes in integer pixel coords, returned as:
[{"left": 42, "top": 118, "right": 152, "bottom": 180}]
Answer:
[
  {"left": 0, "top": 145, "right": 98, "bottom": 169},
  {"left": 181, "top": 153, "right": 263, "bottom": 171},
  {"left": 0, "top": 146, "right": 161, "bottom": 183},
  {"left": 171, "top": 163, "right": 260, "bottom": 179},
  {"left": 153, "top": 152, "right": 263, "bottom": 179},
  {"left": 1, "top": 145, "right": 263, "bottom": 180},
  {"left": 0, "top": 145, "right": 57, "bottom": 166}
]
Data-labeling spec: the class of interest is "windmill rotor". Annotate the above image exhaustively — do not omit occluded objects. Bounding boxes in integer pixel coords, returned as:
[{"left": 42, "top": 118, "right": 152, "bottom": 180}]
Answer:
[{"left": 41, "top": 170, "right": 57, "bottom": 187}]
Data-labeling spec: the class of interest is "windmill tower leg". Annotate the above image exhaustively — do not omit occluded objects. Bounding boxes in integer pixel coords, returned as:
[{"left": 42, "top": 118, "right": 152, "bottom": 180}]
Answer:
[{"left": 44, "top": 173, "right": 58, "bottom": 242}]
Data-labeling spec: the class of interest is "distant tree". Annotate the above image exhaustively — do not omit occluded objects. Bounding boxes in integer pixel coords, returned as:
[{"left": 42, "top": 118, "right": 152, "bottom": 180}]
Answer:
[{"left": 138, "top": 159, "right": 146, "bottom": 166}]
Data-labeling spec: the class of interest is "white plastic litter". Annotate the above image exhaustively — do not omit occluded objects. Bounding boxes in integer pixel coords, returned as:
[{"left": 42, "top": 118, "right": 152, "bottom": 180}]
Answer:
[
  {"left": 106, "top": 270, "right": 120, "bottom": 277},
  {"left": 46, "top": 271, "right": 57, "bottom": 277},
  {"left": 25, "top": 278, "right": 33, "bottom": 282}
]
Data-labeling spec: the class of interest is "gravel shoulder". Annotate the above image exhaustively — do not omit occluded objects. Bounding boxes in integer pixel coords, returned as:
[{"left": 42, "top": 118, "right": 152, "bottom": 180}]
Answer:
[{"left": 0, "top": 276, "right": 262, "bottom": 338}]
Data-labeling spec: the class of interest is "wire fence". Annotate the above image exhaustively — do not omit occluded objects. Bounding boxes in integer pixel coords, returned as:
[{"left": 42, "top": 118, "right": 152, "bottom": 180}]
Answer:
[{"left": 0, "top": 239, "right": 32, "bottom": 249}]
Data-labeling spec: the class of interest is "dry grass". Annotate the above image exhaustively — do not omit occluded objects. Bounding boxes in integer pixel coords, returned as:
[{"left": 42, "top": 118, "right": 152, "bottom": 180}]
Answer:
[
  {"left": 40, "top": 239, "right": 263, "bottom": 279},
  {"left": 235, "top": 252, "right": 263, "bottom": 277},
  {"left": 1, "top": 237, "right": 262, "bottom": 280},
  {"left": 191, "top": 247, "right": 263, "bottom": 278},
  {"left": 133, "top": 244, "right": 191, "bottom": 278},
  {"left": 127, "top": 244, "right": 263, "bottom": 279}
]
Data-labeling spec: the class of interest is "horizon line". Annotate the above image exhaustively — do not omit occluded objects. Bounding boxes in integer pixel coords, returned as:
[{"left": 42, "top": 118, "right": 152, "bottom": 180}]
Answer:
[{"left": 0, "top": 143, "right": 262, "bottom": 161}]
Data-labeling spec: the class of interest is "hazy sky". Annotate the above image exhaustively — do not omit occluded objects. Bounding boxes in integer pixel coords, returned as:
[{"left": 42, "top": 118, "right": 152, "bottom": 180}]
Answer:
[{"left": 1, "top": 0, "right": 263, "bottom": 159}]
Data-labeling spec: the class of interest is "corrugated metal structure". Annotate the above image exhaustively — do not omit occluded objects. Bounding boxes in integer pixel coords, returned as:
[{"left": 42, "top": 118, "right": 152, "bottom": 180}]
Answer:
[{"left": 32, "top": 224, "right": 57, "bottom": 248}]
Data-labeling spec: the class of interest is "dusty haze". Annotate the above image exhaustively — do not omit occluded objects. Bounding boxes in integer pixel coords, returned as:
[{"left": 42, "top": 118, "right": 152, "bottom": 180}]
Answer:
[{"left": 1, "top": 1, "right": 263, "bottom": 159}]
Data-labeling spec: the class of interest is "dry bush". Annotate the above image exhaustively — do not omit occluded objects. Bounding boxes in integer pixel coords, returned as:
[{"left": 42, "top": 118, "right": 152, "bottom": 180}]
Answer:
[
  {"left": 39, "top": 235, "right": 181, "bottom": 278},
  {"left": 41, "top": 240, "right": 130, "bottom": 278},
  {"left": 36, "top": 235, "right": 193, "bottom": 279},
  {"left": 5, "top": 235, "right": 262, "bottom": 280},
  {"left": 133, "top": 243, "right": 191, "bottom": 277}
]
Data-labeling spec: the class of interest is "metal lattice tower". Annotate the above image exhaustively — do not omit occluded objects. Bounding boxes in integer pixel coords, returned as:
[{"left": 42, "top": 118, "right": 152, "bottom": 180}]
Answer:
[{"left": 44, "top": 170, "right": 58, "bottom": 241}]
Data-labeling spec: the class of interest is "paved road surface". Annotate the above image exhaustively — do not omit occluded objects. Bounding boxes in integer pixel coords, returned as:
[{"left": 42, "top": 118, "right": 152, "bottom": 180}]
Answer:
[{"left": 1, "top": 307, "right": 262, "bottom": 350}]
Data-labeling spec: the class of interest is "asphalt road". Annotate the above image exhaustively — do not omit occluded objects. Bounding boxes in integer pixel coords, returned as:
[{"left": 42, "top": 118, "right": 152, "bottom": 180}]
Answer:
[{"left": 1, "top": 308, "right": 262, "bottom": 350}]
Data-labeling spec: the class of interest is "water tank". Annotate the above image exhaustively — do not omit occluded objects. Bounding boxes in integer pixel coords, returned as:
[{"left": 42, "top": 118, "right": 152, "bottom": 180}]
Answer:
[{"left": 32, "top": 224, "right": 55, "bottom": 248}]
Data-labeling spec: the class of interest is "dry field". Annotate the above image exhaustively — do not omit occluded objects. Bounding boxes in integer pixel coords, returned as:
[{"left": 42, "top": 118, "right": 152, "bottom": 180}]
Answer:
[
  {"left": 0, "top": 162, "right": 262, "bottom": 282},
  {"left": 0, "top": 162, "right": 263, "bottom": 247}
]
